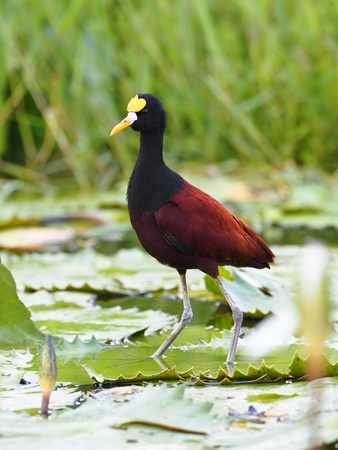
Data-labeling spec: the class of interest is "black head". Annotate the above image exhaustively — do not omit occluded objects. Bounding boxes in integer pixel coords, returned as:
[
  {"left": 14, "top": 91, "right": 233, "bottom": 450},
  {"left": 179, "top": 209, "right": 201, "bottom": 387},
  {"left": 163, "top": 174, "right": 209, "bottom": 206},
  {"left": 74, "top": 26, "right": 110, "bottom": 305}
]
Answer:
[
  {"left": 131, "top": 94, "right": 166, "bottom": 133},
  {"left": 110, "top": 93, "right": 166, "bottom": 136}
]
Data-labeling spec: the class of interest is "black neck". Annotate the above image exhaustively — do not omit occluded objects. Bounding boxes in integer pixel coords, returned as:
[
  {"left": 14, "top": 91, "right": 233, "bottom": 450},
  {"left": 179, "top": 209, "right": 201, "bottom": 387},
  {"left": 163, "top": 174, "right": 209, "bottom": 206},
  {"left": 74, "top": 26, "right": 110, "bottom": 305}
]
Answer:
[
  {"left": 127, "top": 130, "right": 183, "bottom": 216},
  {"left": 138, "top": 129, "right": 165, "bottom": 167}
]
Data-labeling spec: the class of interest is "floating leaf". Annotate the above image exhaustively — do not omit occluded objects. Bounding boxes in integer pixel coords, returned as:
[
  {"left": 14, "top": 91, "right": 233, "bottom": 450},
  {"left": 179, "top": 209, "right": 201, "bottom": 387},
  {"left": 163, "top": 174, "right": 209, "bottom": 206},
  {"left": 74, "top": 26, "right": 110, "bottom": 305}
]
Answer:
[
  {"left": 246, "top": 393, "right": 298, "bottom": 403},
  {"left": 30, "top": 297, "right": 176, "bottom": 343},
  {"left": 0, "top": 191, "right": 125, "bottom": 229},
  {"left": 115, "top": 384, "right": 215, "bottom": 434},
  {"left": 2, "top": 248, "right": 184, "bottom": 294},
  {"left": 81, "top": 363, "right": 105, "bottom": 383},
  {"left": 0, "top": 227, "right": 75, "bottom": 251},
  {"left": 0, "top": 385, "right": 217, "bottom": 447},
  {"left": 54, "top": 336, "right": 115, "bottom": 364},
  {"left": 0, "top": 349, "right": 34, "bottom": 389},
  {"left": 205, "top": 266, "right": 291, "bottom": 317},
  {"left": 80, "top": 349, "right": 338, "bottom": 385},
  {"left": 2, "top": 249, "right": 128, "bottom": 294},
  {"left": 1, "top": 380, "right": 338, "bottom": 449}
]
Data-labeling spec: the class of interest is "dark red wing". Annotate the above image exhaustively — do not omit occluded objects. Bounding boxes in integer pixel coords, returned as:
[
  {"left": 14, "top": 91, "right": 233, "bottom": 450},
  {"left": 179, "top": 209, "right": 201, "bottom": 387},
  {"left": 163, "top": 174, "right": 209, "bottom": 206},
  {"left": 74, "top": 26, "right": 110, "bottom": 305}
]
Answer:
[{"left": 155, "top": 180, "right": 274, "bottom": 269}]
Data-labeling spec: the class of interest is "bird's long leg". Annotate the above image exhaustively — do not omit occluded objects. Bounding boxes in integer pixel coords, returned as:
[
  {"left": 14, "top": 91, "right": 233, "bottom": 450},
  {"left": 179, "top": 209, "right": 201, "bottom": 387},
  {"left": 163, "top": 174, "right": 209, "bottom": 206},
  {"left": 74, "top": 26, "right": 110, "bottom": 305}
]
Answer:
[
  {"left": 152, "top": 271, "right": 193, "bottom": 359},
  {"left": 215, "top": 275, "right": 243, "bottom": 365}
]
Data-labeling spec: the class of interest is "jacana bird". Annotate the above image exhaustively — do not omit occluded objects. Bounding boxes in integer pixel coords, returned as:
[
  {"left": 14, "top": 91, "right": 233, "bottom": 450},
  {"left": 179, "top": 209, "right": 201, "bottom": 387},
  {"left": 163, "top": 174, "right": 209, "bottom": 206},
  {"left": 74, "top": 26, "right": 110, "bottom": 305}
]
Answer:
[{"left": 111, "top": 94, "right": 274, "bottom": 364}]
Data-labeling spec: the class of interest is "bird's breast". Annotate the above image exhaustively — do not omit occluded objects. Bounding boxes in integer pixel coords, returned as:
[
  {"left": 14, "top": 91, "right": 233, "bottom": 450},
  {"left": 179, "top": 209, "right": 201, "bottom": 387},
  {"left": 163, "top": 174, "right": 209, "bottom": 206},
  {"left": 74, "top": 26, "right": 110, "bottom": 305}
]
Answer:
[{"left": 127, "top": 165, "right": 184, "bottom": 217}]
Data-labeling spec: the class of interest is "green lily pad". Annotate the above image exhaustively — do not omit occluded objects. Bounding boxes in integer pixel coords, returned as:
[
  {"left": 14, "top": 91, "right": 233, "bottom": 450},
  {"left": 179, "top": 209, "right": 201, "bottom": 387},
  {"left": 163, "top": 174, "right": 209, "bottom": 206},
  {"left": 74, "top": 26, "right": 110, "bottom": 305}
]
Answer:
[
  {"left": 80, "top": 349, "right": 338, "bottom": 385},
  {"left": 1, "top": 380, "right": 338, "bottom": 449},
  {"left": 51, "top": 336, "right": 114, "bottom": 365},
  {"left": 0, "top": 227, "right": 76, "bottom": 251},
  {"left": 2, "top": 248, "right": 186, "bottom": 294},
  {"left": 18, "top": 291, "right": 176, "bottom": 345},
  {"left": 0, "top": 349, "right": 35, "bottom": 389},
  {"left": 0, "top": 190, "right": 126, "bottom": 229},
  {"left": 205, "top": 266, "right": 290, "bottom": 317}
]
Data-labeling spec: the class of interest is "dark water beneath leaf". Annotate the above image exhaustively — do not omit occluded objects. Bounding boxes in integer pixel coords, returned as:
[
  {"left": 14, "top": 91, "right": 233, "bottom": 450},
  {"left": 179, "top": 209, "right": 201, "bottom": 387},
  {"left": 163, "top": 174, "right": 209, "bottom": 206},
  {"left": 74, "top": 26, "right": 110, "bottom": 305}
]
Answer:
[{"left": 263, "top": 226, "right": 338, "bottom": 247}]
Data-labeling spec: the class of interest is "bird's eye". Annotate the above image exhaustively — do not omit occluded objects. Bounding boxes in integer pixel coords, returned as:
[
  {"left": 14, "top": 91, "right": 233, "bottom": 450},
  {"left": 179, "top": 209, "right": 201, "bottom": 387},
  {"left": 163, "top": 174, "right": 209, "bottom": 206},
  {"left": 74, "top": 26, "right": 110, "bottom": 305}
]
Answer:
[{"left": 141, "top": 108, "right": 149, "bottom": 115}]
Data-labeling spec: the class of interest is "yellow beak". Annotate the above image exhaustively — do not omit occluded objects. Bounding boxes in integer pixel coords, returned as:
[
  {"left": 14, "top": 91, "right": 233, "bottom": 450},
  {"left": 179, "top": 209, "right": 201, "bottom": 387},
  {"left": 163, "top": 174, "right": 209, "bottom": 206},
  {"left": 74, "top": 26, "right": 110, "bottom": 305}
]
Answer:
[
  {"left": 110, "top": 116, "right": 132, "bottom": 136},
  {"left": 110, "top": 111, "right": 138, "bottom": 136}
]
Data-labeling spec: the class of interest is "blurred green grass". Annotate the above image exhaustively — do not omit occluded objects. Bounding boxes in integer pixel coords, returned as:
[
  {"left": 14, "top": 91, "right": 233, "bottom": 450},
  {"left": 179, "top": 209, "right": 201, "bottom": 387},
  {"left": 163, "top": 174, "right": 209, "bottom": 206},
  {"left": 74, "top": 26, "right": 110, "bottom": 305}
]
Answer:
[{"left": 0, "top": 0, "right": 337, "bottom": 189}]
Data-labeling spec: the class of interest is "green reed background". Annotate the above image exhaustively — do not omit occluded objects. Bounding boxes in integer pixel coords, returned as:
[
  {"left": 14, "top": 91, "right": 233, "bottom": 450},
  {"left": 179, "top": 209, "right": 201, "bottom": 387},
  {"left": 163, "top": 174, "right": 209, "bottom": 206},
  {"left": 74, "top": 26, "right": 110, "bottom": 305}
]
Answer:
[{"left": 1, "top": 0, "right": 337, "bottom": 189}]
